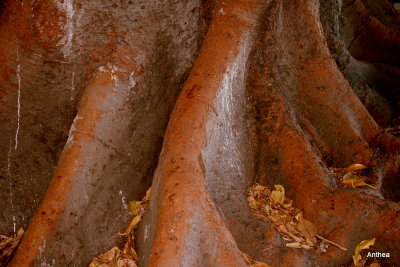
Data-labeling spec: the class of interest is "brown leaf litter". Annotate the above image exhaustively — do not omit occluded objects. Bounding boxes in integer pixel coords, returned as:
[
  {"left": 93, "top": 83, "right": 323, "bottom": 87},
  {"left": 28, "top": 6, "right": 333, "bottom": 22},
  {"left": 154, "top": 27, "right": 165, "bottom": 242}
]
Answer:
[
  {"left": 247, "top": 184, "right": 346, "bottom": 253},
  {"left": 329, "top": 164, "right": 376, "bottom": 189},
  {"left": 0, "top": 228, "right": 24, "bottom": 266},
  {"left": 89, "top": 188, "right": 151, "bottom": 267}
]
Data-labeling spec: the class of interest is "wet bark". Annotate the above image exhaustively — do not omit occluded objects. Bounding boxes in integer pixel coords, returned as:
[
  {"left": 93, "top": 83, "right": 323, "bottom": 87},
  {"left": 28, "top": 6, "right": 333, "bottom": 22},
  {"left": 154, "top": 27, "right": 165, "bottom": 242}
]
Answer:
[{"left": 0, "top": 0, "right": 399, "bottom": 266}]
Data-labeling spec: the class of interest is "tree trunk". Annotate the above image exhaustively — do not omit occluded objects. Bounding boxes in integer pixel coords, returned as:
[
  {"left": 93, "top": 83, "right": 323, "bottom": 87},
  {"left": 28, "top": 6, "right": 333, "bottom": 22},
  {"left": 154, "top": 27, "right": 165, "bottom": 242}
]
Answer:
[{"left": 0, "top": 0, "right": 399, "bottom": 266}]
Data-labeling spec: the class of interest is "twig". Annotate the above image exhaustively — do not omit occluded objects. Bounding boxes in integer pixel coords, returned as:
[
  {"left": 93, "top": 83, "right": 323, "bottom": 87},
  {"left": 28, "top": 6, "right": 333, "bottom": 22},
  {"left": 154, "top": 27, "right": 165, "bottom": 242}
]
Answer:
[{"left": 316, "top": 234, "right": 347, "bottom": 251}]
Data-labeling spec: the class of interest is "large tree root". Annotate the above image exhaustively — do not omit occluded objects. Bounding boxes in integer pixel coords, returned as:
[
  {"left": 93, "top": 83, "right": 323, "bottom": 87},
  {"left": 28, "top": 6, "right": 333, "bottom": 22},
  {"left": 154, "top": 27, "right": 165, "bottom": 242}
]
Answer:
[
  {"left": 361, "top": 0, "right": 400, "bottom": 31},
  {"left": 341, "top": 0, "right": 400, "bottom": 66},
  {"left": 320, "top": 0, "right": 400, "bottom": 126},
  {"left": 1, "top": 0, "right": 208, "bottom": 265},
  {"left": 247, "top": 0, "right": 400, "bottom": 266},
  {"left": 136, "top": 0, "right": 400, "bottom": 266}
]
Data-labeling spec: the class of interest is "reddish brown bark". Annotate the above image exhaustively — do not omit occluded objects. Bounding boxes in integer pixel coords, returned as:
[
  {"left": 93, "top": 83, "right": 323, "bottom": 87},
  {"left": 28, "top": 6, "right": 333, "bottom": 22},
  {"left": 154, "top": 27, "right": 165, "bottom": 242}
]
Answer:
[
  {"left": 362, "top": 0, "right": 400, "bottom": 30},
  {"left": 245, "top": 1, "right": 399, "bottom": 266},
  {"left": 341, "top": 0, "right": 400, "bottom": 66},
  {"left": 321, "top": 0, "right": 400, "bottom": 126}
]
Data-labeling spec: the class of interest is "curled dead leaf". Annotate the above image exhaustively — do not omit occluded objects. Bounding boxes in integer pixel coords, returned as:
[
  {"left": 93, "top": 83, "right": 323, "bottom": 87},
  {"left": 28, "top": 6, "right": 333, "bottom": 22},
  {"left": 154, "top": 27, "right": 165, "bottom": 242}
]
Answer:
[
  {"left": 300, "top": 244, "right": 313, "bottom": 250},
  {"left": 254, "top": 184, "right": 266, "bottom": 191},
  {"left": 264, "top": 205, "right": 271, "bottom": 215},
  {"left": 343, "top": 172, "right": 357, "bottom": 180},
  {"left": 282, "top": 201, "right": 292, "bottom": 209},
  {"left": 347, "top": 163, "right": 368, "bottom": 171},
  {"left": 285, "top": 223, "right": 301, "bottom": 236},
  {"left": 271, "top": 184, "right": 285, "bottom": 204},
  {"left": 296, "top": 213, "right": 317, "bottom": 245},
  {"left": 278, "top": 224, "right": 289, "bottom": 234},
  {"left": 0, "top": 228, "right": 24, "bottom": 266},
  {"left": 116, "top": 258, "right": 137, "bottom": 267},
  {"left": 143, "top": 187, "right": 151, "bottom": 202},
  {"left": 128, "top": 201, "right": 143, "bottom": 216},
  {"left": 124, "top": 212, "right": 144, "bottom": 235},
  {"left": 288, "top": 232, "right": 304, "bottom": 243},
  {"left": 353, "top": 238, "right": 376, "bottom": 266},
  {"left": 16, "top": 228, "right": 24, "bottom": 237},
  {"left": 269, "top": 215, "right": 279, "bottom": 224},
  {"left": 341, "top": 180, "right": 376, "bottom": 189},
  {"left": 286, "top": 242, "right": 302, "bottom": 249},
  {"left": 242, "top": 252, "right": 272, "bottom": 267},
  {"left": 278, "top": 224, "right": 304, "bottom": 243},
  {"left": 89, "top": 247, "right": 120, "bottom": 266}
]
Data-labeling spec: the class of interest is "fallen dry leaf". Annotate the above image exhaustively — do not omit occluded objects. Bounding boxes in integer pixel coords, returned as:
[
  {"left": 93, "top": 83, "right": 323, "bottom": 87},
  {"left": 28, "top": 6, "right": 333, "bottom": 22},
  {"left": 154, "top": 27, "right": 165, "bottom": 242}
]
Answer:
[
  {"left": 331, "top": 164, "right": 370, "bottom": 178},
  {"left": 271, "top": 184, "right": 285, "bottom": 205},
  {"left": 0, "top": 228, "right": 24, "bottom": 266},
  {"left": 242, "top": 253, "right": 272, "bottom": 267},
  {"left": 16, "top": 228, "right": 24, "bottom": 236},
  {"left": 330, "top": 164, "right": 376, "bottom": 190},
  {"left": 296, "top": 213, "right": 317, "bottom": 246},
  {"left": 89, "top": 246, "right": 137, "bottom": 267},
  {"left": 128, "top": 201, "right": 143, "bottom": 216},
  {"left": 347, "top": 163, "right": 368, "bottom": 171},
  {"left": 124, "top": 213, "right": 144, "bottom": 235},
  {"left": 89, "top": 187, "right": 151, "bottom": 267},
  {"left": 264, "top": 205, "right": 271, "bottom": 215},
  {"left": 142, "top": 187, "right": 151, "bottom": 202},
  {"left": 353, "top": 238, "right": 376, "bottom": 266},
  {"left": 285, "top": 242, "right": 302, "bottom": 249},
  {"left": 300, "top": 244, "right": 313, "bottom": 250},
  {"left": 341, "top": 179, "right": 376, "bottom": 189},
  {"left": 343, "top": 172, "right": 357, "bottom": 180},
  {"left": 285, "top": 223, "right": 302, "bottom": 237},
  {"left": 89, "top": 247, "right": 120, "bottom": 266}
]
